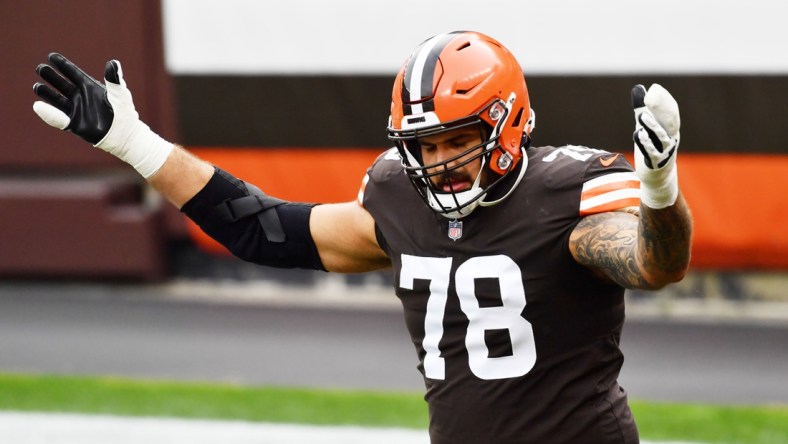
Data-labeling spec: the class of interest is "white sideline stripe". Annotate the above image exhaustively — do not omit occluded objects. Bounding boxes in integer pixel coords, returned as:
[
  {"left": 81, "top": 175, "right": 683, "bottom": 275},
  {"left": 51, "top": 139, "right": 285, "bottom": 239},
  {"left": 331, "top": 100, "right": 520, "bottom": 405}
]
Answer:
[
  {"left": 0, "top": 411, "right": 701, "bottom": 444},
  {"left": 0, "top": 412, "right": 429, "bottom": 444}
]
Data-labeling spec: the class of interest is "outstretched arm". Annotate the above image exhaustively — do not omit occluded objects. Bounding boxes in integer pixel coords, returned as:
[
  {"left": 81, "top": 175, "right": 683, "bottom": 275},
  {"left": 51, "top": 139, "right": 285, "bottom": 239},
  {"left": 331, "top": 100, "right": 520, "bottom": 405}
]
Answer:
[
  {"left": 148, "top": 147, "right": 389, "bottom": 272},
  {"left": 32, "top": 53, "right": 389, "bottom": 273},
  {"left": 569, "top": 84, "right": 693, "bottom": 290},
  {"left": 147, "top": 145, "right": 214, "bottom": 208}
]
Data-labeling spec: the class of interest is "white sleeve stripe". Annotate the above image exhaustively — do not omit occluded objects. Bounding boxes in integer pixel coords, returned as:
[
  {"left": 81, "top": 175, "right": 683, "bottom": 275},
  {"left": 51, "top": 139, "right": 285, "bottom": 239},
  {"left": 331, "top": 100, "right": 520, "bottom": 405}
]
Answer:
[
  {"left": 582, "top": 172, "right": 639, "bottom": 191},
  {"left": 580, "top": 188, "right": 641, "bottom": 211}
]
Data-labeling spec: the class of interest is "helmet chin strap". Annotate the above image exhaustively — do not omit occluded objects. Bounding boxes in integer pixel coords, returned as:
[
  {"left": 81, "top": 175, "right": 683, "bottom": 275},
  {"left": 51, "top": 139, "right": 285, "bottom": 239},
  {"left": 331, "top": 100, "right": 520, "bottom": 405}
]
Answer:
[{"left": 479, "top": 147, "right": 528, "bottom": 208}]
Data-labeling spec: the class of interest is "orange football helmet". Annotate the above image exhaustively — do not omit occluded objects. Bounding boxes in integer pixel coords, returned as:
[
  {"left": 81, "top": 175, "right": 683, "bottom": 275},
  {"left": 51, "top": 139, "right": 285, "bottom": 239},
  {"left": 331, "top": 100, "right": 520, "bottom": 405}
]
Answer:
[{"left": 388, "top": 31, "right": 535, "bottom": 218}]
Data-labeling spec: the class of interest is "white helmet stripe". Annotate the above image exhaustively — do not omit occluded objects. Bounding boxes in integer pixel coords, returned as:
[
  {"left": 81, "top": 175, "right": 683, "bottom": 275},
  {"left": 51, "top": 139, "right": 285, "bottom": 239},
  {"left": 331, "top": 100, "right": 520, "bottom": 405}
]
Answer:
[
  {"left": 407, "top": 34, "right": 447, "bottom": 115},
  {"left": 403, "top": 32, "right": 464, "bottom": 117}
]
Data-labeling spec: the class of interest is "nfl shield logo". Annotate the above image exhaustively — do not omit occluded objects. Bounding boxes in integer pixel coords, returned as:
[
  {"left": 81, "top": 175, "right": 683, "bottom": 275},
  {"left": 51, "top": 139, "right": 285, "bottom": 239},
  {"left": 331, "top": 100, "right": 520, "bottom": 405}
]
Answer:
[{"left": 448, "top": 220, "right": 463, "bottom": 241}]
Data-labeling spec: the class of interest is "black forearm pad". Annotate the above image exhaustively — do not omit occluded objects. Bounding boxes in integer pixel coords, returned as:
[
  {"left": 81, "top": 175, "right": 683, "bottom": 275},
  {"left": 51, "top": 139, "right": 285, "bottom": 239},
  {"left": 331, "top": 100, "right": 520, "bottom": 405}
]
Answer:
[{"left": 181, "top": 167, "right": 326, "bottom": 271}]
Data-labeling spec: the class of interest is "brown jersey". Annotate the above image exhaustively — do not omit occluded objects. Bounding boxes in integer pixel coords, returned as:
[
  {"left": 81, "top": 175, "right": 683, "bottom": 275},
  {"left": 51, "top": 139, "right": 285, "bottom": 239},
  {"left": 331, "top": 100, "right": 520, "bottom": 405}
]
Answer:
[{"left": 360, "top": 145, "right": 641, "bottom": 444}]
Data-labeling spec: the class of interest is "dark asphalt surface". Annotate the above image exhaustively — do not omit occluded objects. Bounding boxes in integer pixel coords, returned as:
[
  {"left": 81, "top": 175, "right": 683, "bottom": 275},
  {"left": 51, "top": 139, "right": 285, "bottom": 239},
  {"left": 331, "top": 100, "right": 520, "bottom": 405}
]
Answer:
[{"left": 0, "top": 282, "right": 786, "bottom": 405}]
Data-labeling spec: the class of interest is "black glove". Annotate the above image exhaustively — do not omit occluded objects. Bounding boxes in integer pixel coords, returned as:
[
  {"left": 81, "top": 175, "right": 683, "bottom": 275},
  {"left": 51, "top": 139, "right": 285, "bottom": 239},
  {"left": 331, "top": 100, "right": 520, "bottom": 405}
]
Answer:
[
  {"left": 33, "top": 52, "right": 120, "bottom": 144},
  {"left": 32, "top": 53, "right": 173, "bottom": 178}
]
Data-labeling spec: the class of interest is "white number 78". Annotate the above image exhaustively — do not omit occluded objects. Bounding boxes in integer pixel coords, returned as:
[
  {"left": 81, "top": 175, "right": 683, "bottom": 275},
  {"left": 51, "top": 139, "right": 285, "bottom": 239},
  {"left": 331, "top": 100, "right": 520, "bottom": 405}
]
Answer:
[{"left": 400, "top": 254, "right": 537, "bottom": 380}]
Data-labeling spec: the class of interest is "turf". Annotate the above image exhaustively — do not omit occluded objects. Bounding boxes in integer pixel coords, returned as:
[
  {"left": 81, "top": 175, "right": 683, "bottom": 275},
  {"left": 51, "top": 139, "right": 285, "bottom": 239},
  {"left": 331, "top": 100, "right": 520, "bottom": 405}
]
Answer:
[
  {"left": 1, "top": 372, "right": 786, "bottom": 443},
  {"left": 630, "top": 400, "right": 788, "bottom": 444},
  {"left": 0, "top": 373, "right": 428, "bottom": 428}
]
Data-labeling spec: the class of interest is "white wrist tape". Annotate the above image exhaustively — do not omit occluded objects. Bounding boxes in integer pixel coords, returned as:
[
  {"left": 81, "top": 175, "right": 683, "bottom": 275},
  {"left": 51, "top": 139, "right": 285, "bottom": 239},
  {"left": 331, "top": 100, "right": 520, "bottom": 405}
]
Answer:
[
  {"left": 105, "top": 120, "right": 174, "bottom": 179},
  {"left": 94, "top": 65, "right": 174, "bottom": 179},
  {"left": 636, "top": 148, "right": 678, "bottom": 209}
]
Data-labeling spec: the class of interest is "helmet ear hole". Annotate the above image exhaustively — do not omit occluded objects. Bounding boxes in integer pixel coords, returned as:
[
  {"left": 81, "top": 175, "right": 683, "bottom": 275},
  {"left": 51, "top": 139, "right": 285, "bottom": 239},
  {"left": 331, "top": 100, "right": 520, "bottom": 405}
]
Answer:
[{"left": 511, "top": 107, "right": 524, "bottom": 128}]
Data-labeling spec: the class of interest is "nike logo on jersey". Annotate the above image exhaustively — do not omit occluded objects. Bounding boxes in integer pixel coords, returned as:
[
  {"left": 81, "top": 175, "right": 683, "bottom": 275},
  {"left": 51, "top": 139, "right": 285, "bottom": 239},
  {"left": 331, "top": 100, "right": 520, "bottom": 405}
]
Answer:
[{"left": 599, "top": 154, "right": 621, "bottom": 167}]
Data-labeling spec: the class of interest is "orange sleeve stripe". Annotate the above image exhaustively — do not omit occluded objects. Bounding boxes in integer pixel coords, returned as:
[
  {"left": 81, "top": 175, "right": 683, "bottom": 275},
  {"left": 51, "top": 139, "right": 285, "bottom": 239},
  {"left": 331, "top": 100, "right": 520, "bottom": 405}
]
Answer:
[
  {"left": 579, "top": 172, "right": 641, "bottom": 215},
  {"left": 580, "top": 197, "right": 641, "bottom": 216},
  {"left": 581, "top": 180, "right": 640, "bottom": 200}
]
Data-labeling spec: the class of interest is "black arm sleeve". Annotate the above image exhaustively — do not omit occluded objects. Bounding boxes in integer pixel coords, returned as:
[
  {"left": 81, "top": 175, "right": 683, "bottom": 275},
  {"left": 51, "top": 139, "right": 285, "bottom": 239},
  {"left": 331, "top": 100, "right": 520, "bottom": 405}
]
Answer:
[{"left": 180, "top": 167, "right": 326, "bottom": 271}]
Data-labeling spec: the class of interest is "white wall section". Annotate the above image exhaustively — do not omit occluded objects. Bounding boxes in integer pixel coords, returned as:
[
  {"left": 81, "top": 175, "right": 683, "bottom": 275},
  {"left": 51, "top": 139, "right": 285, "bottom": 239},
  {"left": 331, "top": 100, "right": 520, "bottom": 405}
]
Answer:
[{"left": 162, "top": 0, "right": 788, "bottom": 74}]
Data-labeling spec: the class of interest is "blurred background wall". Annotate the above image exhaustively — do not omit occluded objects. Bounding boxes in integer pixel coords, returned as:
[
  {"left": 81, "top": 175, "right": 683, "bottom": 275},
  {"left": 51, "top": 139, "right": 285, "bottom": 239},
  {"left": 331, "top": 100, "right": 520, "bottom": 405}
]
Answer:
[
  {"left": 2, "top": 0, "right": 787, "bottom": 304},
  {"left": 1, "top": 0, "right": 179, "bottom": 280}
]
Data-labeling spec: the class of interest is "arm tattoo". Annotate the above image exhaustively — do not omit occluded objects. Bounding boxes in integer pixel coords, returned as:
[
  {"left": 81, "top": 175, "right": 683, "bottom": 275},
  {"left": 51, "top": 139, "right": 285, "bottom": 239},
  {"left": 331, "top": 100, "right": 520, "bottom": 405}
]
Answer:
[
  {"left": 637, "top": 196, "right": 693, "bottom": 283},
  {"left": 570, "top": 196, "right": 693, "bottom": 289},
  {"left": 570, "top": 212, "right": 649, "bottom": 288}
]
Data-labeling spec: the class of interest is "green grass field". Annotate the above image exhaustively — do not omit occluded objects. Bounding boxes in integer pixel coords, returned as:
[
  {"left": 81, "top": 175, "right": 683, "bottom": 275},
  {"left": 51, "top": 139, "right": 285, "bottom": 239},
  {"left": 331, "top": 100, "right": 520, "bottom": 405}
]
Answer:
[{"left": 0, "top": 373, "right": 786, "bottom": 443}]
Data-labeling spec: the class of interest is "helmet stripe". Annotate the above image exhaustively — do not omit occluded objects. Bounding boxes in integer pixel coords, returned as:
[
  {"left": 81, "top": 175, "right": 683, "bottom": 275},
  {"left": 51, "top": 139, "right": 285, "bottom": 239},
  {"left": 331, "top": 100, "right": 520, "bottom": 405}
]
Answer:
[{"left": 402, "top": 32, "right": 460, "bottom": 116}]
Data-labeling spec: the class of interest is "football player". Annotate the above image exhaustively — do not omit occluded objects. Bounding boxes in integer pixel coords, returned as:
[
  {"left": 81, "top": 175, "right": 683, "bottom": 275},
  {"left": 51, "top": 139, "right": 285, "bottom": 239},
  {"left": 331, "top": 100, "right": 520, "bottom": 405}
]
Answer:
[{"left": 33, "top": 31, "right": 692, "bottom": 443}]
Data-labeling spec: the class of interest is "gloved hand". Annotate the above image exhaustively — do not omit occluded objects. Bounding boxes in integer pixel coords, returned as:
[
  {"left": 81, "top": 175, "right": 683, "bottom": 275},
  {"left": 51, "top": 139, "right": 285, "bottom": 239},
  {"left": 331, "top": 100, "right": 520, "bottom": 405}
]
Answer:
[
  {"left": 631, "top": 83, "right": 680, "bottom": 209},
  {"left": 33, "top": 53, "right": 173, "bottom": 178}
]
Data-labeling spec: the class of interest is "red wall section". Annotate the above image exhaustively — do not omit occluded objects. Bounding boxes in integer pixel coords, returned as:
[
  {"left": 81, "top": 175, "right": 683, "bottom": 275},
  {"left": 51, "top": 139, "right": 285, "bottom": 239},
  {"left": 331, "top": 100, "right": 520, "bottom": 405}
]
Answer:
[
  {"left": 1, "top": 0, "right": 177, "bottom": 171},
  {"left": 0, "top": 0, "right": 177, "bottom": 280}
]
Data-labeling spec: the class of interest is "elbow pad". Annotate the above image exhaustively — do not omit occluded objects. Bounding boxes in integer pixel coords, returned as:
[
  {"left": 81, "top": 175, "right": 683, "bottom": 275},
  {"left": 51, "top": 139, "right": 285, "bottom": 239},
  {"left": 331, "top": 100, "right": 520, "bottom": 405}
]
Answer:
[{"left": 180, "top": 167, "right": 326, "bottom": 271}]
